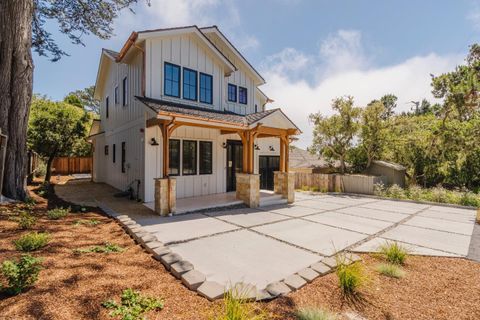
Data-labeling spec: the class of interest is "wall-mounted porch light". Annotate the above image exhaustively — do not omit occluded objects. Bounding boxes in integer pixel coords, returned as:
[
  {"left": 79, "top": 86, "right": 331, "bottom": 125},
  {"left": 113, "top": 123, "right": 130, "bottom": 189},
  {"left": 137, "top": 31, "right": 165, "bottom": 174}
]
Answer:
[
  {"left": 254, "top": 144, "right": 260, "bottom": 150},
  {"left": 269, "top": 145, "right": 275, "bottom": 152},
  {"left": 150, "top": 138, "right": 159, "bottom": 146},
  {"left": 222, "top": 142, "right": 228, "bottom": 149}
]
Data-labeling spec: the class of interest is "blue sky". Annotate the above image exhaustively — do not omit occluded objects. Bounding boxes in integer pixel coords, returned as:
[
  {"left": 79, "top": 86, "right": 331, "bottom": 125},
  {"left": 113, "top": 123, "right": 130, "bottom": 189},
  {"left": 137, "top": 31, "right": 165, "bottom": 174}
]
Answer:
[{"left": 33, "top": 0, "right": 480, "bottom": 147}]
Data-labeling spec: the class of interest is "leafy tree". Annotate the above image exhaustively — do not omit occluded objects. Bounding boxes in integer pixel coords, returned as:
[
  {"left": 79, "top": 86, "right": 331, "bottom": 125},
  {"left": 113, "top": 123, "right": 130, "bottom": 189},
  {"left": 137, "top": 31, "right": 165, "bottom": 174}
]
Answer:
[
  {"left": 360, "top": 101, "right": 388, "bottom": 168},
  {"left": 380, "top": 94, "right": 398, "bottom": 119},
  {"left": 0, "top": 0, "right": 148, "bottom": 200},
  {"left": 28, "top": 96, "right": 90, "bottom": 182},
  {"left": 309, "top": 96, "right": 361, "bottom": 173},
  {"left": 66, "top": 86, "right": 100, "bottom": 114}
]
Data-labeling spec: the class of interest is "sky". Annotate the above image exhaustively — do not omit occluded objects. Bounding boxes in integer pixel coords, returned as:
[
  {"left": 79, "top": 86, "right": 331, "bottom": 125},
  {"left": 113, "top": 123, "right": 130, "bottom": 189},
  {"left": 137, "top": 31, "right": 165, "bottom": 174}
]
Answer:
[{"left": 33, "top": 0, "right": 480, "bottom": 148}]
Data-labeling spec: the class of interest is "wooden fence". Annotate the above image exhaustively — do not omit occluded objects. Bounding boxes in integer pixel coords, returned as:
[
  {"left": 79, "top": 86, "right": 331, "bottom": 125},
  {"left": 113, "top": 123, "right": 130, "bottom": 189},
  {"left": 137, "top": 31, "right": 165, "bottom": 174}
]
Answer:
[
  {"left": 294, "top": 172, "right": 387, "bottom": 195},
  {"left": 52, "top": 157, "right": 92, "bottom": 175}
]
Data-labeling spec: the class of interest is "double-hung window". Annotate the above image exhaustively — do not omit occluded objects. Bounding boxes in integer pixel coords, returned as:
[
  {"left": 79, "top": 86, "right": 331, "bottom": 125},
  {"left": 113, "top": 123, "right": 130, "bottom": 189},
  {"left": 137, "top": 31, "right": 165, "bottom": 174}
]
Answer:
[
  {"left": 122, "top": 77, "right": 127, "bottom": 106},
  {"left": 239, "top": 86, "right": 247, "bottom": 104},
  {"left": 199, "top": 141, "right": 212, "bottom": 174},
  {"left": 182, "top": 140, "right": 197, "bottom": 175},
  {"left": 169, "top": 139, "right": 180, "bottom": 176},
  {"left": 183, "top": 68, "right": 197, "bottom": 101},
  {"left": 228, "top": 84, "right": 237, "bottom": 102},
  {"left": 199, "top": 73, "right": 213, "bottom": 104},
  {"left": 164, "top": 62, "right": 180, "bottom": 97}
]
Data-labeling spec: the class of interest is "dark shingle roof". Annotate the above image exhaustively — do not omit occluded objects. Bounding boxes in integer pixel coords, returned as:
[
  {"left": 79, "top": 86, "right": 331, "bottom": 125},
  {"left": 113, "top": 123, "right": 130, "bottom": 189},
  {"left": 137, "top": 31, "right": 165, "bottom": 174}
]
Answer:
[{"left": 136, "top": 96, "right": 278, "bottom": 126}]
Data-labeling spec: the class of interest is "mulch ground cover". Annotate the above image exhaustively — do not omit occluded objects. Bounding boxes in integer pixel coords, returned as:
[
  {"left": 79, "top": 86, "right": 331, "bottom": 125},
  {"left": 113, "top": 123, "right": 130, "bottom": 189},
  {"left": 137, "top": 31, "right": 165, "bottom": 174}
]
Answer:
[{"left": 0, "top": 179, "right": 479, "bottom": 320}]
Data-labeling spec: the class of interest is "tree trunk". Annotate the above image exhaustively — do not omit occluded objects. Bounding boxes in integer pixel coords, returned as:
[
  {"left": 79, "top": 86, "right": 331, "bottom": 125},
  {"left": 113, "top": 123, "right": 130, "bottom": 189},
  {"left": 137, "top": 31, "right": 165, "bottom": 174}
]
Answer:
[
  {"left": 45, "top": 155, "right": 55, "bottom": 183},
  {"left": 339, "top": 156, "right": 346, "bottom": 174},
  {"left": 0, "top": 0, "right": 34, "bottom": 200}
]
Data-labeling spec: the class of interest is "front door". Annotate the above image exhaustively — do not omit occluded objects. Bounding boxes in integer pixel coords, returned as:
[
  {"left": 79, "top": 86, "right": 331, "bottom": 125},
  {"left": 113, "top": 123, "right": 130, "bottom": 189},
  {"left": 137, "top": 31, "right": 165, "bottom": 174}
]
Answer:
[
  {"left": 259, "top": 156, "right": 280, "bottom": 190},
  {"left": 226, "top": 140, "right": 243, "bottom": 192}
]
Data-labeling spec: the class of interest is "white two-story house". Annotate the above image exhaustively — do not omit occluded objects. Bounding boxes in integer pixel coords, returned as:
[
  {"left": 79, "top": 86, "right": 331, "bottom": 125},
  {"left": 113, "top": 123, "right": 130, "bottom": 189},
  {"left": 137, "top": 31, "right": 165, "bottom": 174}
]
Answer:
[{"left": 90, "top": 26, "right": 300, "bottom": 215}]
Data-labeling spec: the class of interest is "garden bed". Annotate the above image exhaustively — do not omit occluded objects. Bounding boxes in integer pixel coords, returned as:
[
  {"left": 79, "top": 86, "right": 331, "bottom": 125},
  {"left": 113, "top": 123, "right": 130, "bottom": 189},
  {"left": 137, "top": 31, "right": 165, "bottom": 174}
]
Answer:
[{"left": 0, "top": 179, "right": 479, "bottom": 320}]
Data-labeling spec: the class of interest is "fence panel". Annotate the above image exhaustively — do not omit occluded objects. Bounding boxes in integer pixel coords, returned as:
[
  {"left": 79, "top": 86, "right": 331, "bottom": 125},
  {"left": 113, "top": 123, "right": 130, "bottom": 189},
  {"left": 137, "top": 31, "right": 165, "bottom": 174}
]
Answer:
[
  {"left": 52, "top": 157, "right": 92, "bottom": 175},
  {"left": 294, "top": 172, "right": 386, "bottom": 195}
]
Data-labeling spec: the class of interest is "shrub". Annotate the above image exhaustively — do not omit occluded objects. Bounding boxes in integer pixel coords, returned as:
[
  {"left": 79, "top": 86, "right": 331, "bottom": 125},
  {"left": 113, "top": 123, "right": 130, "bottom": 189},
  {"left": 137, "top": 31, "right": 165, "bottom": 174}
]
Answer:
[
  {"left": 295, "top": 307, "right": 338, "bottom": 320},
  {"left": 386, "top": 184, "right": 406, "bottom": 199},
  {"left": 74, "top": 243, "right": 124, "bottom": 254},
  {"left": 301, "top": 185, "right": 310, "bottom": 191},
  {"left": 73, "top": 219, "right": 100, "bottom": 227},
  {"left": 376, "top": 263, "right": 405, "bottom": 279},
  {"left": 17, "top": 211, "right": 37, "bottom": 229},
  {"left": 47, "top": 207, "right": 69, "bottom": 220},
  {"left": 14, "top": 232, "right": 50, "bottom": 252},
  {"left": 405, "top": 184, "right": 422, "bottom": 200},
  {"left": 379, "top": 241, "right": 408, "bottom": 265},
  {"left": 373, "top": 182, "right": 386, "bottom": 197},
  {"left": 213, "top": 286, "right": 266, "bottom": 320},
  {"left": 102, "top": 288, "right": 164, "bottom": 320},
  {"left": 1, "top": 254, "right": 43, "bottom": 295},
  {"left": 335, "top": 261, "right": 366, "bottom": 295},
  {"left": 310, "top": 186, "right": 320, "bottom": 192},
  {"left": 460, "top": 191, "right": 480, "bottom": 207},
  {"left": 34, "top": 162, "right": 47, "bottom": 178}
]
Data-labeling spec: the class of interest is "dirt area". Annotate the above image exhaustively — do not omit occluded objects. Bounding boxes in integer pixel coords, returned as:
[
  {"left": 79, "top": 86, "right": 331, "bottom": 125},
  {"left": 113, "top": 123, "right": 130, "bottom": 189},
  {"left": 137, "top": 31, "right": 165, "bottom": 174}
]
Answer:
[{"left": 0, "top": 178, "right": 479, "bottom": 320}]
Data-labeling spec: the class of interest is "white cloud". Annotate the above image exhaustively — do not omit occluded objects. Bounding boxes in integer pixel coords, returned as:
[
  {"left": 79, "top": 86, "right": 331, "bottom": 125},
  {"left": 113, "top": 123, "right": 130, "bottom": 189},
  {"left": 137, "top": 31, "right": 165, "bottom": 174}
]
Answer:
[{"left": 261, "top": 31, "right": 463, "bottom": 149}]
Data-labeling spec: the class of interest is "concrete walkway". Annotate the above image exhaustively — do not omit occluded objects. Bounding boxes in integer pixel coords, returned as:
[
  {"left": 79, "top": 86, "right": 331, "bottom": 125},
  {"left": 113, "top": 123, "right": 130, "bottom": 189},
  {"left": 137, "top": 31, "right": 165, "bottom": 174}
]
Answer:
[{"left": 55, "top": 181, "right": 478, "bottom": 290}]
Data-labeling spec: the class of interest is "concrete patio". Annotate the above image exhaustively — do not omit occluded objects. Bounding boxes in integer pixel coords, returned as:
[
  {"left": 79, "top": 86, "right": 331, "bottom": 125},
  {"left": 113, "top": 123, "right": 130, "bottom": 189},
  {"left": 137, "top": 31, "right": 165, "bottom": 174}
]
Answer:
[{"left": 55, "top": 180, "right": 478, "bottom": 298}]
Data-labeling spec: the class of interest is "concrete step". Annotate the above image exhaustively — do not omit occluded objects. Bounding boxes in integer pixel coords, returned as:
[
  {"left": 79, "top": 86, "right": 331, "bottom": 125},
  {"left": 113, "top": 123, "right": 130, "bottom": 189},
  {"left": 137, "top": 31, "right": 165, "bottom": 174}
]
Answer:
[{"left": 259, "top": 194, "right": 287, "bottom": 207}]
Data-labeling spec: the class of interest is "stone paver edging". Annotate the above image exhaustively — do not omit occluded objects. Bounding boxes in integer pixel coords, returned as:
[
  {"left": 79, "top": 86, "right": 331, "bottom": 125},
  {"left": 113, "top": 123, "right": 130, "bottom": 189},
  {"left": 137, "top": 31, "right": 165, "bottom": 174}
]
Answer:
[{"left": 98, "top": 203, "right": 362, "bottom": 301}]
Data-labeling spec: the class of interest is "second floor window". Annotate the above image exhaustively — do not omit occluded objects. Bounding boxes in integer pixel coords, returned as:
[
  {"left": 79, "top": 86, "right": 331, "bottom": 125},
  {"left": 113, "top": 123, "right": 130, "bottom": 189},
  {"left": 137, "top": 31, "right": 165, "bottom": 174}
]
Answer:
[
  {"left": 228, "top": 84, "right": 237, "bottom": 102},
  {"left": 106, "top": 96, "right": 109, "bottom": 118},
  {"left": 114, "top": 86, "right": 119, "bottom": 104},
  {"left": 122, "top": 77, "right": 127, "bottom": 106},
  {"left": 164, "top": 62, "right": 180, "bottom": 97},
  {"left": 183, "top": 68, "right": 197, "bottom": 101},
  {"left": 200, "top": 73, "right": 213, "bottom": 104},
  {"left": 239, "top": 86, "right": 247, "bottom": 105}
]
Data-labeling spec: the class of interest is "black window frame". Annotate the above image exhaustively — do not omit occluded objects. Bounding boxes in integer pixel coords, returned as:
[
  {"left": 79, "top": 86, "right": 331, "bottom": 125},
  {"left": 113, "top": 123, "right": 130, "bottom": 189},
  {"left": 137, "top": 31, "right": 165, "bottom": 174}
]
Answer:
[
  {"left": 182, "top": 68, "right": 198, "bottom": 101},
  {"left": 182, "top": 140, "right": 197, "bottom": 176},
  {"left": 168, "top": 139, "right": 181, "bottom": 176},
  {"left": 239, "top": 86, "right": 247, "bottom": 105},
  {"left": 106, "top": 96, "right": 109, "bottom": 118},
  {"left": 114, "top": 86, "right": 119, "bottom": 104},
  {"left": 199, "top": 141, "right": 213, "bottom": 175},
  {"left": 121, "top": 142, "right": 126, "bottom": 173},
  {"left": 104, "top": 145, "right": 109, "bottom": 156},
  {"left": 112, "top": 144, "right": 116, "bottom": 163},
  {"left": 122, "top": 77, "right": 127, "bottom": 106},
  {"left": 227, "top": 83, "right": 237, "bottom": 102},
  {"left": 164, "top": 62, "right": 181, "bottom": 98},
  {"left": 199, "top": 73, "right": 213, "bottom": 104}
]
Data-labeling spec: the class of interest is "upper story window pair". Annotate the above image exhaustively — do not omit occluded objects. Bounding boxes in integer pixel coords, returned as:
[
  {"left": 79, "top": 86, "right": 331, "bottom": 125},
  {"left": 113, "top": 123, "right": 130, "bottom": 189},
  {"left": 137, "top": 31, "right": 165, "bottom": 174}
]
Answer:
[
  {"left": 106, "top": 76, "right": 127, "bottom": 119},
  {"left": 227, "top": 83, "right": 247, "bottom": 105},
  {"left": 164, "top": 62, "right": 213, "bottom": 104}
]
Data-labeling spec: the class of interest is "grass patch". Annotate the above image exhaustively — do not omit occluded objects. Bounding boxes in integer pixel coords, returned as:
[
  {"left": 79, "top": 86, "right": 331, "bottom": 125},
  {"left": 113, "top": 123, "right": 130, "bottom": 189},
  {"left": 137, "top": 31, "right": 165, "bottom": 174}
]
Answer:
[
  {"left": 335, "top": 260, "right": 367, "bottom": 295},
  {"left": 379, "top": 241, "right": 408, "bottom": 265},
  {"left": 0, "top": 254, "right": 43, "bottom": 295},
  {"left": 13, "top": 232, "right": 50, "bottom": 252},
  {"left": 295, "top": 307, "right": 338, "bottom": 320},
  {"left": 376, "top": 263, "right": 405, "bottom": 279},
  {"left": 17, "top": 211, "right": 37, "bottom": 229},
  {"left": 102, "top": 288, "right": 164, "bottom": 320},
  {"left": 73, "top": 219, "right": 100, "bottom": 227},
  {"left": 212, "top": 286, "right": 266, "bottom": 320},
  {"left": 73, "top": 243, "right": 124, "bottom": 254},
  {"left": 46, "top": 207, "right": 69, "bottom": 220}
]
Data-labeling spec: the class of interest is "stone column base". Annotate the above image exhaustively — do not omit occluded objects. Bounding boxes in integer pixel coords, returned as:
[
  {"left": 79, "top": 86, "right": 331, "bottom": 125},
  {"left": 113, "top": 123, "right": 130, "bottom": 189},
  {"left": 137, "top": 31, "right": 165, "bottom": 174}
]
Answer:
[
  {"left": 154, "top": 178, "right": 176, "bottom": 216},
  {"left": 274, "top": 171, "right": 295, "bottom": 203},
  {"left": 236, "top": 173, "right": 260, "bottom": 208}
]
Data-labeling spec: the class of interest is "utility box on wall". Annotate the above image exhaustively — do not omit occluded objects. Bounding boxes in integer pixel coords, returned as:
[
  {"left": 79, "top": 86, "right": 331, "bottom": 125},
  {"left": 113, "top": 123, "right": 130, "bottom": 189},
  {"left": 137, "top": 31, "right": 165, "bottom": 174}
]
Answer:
[{"left": 366, "top": 160, "right": 406, "bottom": 188}]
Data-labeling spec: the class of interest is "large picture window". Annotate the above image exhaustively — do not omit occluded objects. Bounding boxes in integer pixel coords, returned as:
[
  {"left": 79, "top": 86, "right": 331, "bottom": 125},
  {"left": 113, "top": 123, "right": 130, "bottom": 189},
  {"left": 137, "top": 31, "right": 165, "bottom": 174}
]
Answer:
[
  {"left": 228, "top": 84, "right": 237, "bottom": 102},
  {"left": 239, "top": 86, "right": 247, "bottom": 104},
  {"left": 199, "top": 141, "right": 212, "bottom": 175},
  {"left": 183, "top": 68, "right": 197, "bottom": 101},
  {"left": 164, "top": 62, "right": 180, "bottom": 97},
  {"left": 200, "top": 73, "right": 213, "bottom": 104},
  {"left": 169, "top": 139, "right": 180, "bottom": 176},
  {"left": 182, "top": 140, "right": 197, "bottom": 175}
]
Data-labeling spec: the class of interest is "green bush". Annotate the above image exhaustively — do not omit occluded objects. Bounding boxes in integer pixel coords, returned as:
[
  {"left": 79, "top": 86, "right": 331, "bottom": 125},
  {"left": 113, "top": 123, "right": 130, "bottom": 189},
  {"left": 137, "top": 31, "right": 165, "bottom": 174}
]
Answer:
[
  {"left": 379, "top": 241, "right": 408, "bottom": 265},
  {"left": 14, "top": 232, "right": 50, "bottom": 252},
  {"left": 74, "top": 243, "right": 124, "bottom": 254},
  {"left": 34, "top": 162, "right": 47, "bottom": 178},
  {"left": 335, "top": 261, "right": 366, "bottom": 295},
  {"left": 1, "top": 254, "right": 43, "bottom": 295},
  {"left": 295, "top": 307, "right": 338, "bottom": 320},
  {"left": 102, "top": 288, "right": 164, "bottom": 320},
  {"left": 73, "top": 219, "right": 100, "bottom": 227},
  {"left": 17, "top": 211, "right": 37, "bottom": 229},
  {"left": 376, "top": 263, "right": 405, "bottom": 279},
  {"left": 47, "top": 207, "right": 69, "bottom": 220}
]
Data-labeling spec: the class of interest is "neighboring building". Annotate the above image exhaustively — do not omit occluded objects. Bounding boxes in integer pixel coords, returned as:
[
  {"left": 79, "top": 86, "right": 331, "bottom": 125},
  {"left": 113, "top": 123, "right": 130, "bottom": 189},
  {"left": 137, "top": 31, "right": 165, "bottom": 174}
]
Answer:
[
  {"left": 289, "top": 146, "right": 342, "bottom": 173},
  {"left": 365, "top": 160, "right": 406, "bottom": 188},
  {"left": 89, "top": 26, "right": 300, "bottom": 214}
]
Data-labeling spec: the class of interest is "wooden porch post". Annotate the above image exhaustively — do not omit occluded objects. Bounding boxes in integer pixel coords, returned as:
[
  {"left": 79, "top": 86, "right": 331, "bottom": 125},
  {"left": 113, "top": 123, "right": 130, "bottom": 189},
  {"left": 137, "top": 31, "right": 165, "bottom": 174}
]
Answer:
[
  {"left": 284, "top": 135, "right": 290, "bottom": 173},
  {"left": 279, "top": 137, "right": 285, "bottom": 172},
  {"left": 161, "top": 123, "right": 169, "bottom": 177}
]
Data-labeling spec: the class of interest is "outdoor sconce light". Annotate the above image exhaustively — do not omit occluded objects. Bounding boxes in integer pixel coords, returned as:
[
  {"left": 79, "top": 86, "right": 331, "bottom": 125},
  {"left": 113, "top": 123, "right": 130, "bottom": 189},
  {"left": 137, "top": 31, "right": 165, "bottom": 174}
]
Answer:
[
  {"left": 254, "top": 144, "right": 260, "bottom": 150},
  {"left": 150, "top": 138, "right": 159, "bottom": 146},
  {"left": 269, "top": 146, "right": 275, "bottom": 151},
  {"left": 222, "top": 142, "right": 227, "bottom": 149}
]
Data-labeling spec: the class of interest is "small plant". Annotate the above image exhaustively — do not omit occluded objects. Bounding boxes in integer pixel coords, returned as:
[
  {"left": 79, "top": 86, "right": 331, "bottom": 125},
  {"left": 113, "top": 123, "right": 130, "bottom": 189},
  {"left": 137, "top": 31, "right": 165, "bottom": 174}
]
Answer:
[
  {"left": 17, "top": 211, "right": 37, "bottom": 229},
  {"left": 376, "top": 263, "right": 405, "bottom": 279},
  {"left": 295, "top": 307, "right": 338, "bottom": 320},
  {"left": 0, "top": 254, "right": 43, "bottom": 295},
  {"left": 14, "top": 232, "right": 50, "bottom": 252},
  {"left": 102, "top": 288, "right": 164, "bottom": 320},
  {"left": 47, "top": 207, "right": 69, "bottom": 220},
  {"left": 73, "top": 219, "right": 100, "bottom": 227},
  {"left": 335, "top": 259, "right": 366, "bottom": 295},
  {"left": 213, "top": 286, "right": 266, "bottom": 320},
  {"left": 379, "top": 241, "right": 408, "bottom": 265},
  {"left": 301, "top": 185, "right": 310, "bottom": 192},
  {"left": 74, "top": 243, "right": 124, "bottom": 254},
  {"left": 386, "top": 184, "right": 406, "bottom": 199}
]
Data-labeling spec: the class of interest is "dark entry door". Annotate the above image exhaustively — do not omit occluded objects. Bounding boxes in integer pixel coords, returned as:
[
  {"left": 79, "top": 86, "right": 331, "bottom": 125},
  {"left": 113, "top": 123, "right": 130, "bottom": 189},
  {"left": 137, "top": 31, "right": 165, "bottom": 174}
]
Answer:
[
  {"left": 226, "top": 140, "right": 243, "bottom": 192},
  {"left": 259, "top": 156, "right": 280, "bottom": 190}
]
